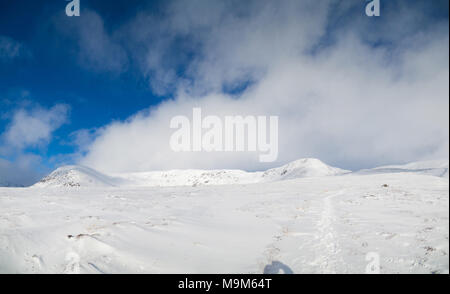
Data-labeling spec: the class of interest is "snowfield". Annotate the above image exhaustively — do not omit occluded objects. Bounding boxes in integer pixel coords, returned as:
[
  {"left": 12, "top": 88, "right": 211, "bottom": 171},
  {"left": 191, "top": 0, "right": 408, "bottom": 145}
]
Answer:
[{"left": 0, "top": 159, "right": 448, "bottom": 274}]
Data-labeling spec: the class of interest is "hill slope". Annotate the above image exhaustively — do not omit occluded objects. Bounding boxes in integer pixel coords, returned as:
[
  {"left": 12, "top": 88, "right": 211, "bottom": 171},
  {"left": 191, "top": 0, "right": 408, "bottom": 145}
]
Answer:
[
  {"left": 261, "top": 158, "right": 350, "bottom": 181},
  {"left": 356, "top": 160, "right": 449, "bottom": 178},
  {"left": 34, "top": 165, "right": 123, "bottom": 188}
]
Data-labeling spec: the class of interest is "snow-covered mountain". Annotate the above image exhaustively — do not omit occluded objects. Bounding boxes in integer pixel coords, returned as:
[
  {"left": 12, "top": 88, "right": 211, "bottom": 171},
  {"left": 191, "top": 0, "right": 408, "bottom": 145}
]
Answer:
[
  {"left": 33, "top": 166, "right": 262, "bottom": 188},
  {"left": 32, "top": 158, "right": 448, "bottom": 188},
  {"left": 261, "top": 158, "right": 349, "bottom": 181},
  {"left": 117, "top": 169, "right": 263, "bottom": 187},
  {"left": 355, "top": 159, "right": 449, "bottom": 178},
  {"left": 33, "top": 158, "right": 348, "bottom": 188},
  {"left": 33, "top": 165, "right": 124, "bottom": 188}
]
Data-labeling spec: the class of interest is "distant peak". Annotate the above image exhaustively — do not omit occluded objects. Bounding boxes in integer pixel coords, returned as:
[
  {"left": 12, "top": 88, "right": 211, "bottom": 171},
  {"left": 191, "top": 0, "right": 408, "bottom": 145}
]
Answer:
[{"left": 33, "top": 165, "right": 120, "bottom": 188}]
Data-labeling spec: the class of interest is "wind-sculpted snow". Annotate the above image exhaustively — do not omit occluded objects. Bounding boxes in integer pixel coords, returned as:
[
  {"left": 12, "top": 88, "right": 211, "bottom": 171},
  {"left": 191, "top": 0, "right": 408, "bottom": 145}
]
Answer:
[{"left": 0, "top": 172, "right": 448, "bottom": 273}]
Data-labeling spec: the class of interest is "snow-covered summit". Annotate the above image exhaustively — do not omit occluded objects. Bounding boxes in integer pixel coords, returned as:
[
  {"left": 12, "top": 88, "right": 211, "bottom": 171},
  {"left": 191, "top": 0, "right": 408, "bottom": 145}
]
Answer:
[
  {"left": 261, "top": 158, "right": 350, "bottom": 181},
  {"left": 356, "top": 159, "right": 449, "bottom": 178},
  {"left": 33, "top": 165, "right": 123, "bottom": 188}
]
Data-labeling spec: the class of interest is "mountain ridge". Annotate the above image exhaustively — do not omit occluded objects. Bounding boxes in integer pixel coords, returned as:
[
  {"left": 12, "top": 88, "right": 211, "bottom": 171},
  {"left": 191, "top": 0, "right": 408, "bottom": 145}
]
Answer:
[
  {"left": 32, "top": 158, "right": 348, "bottom": 188},
  {"left": 28, "top": 158, "right": 450, "bottom": 188}
]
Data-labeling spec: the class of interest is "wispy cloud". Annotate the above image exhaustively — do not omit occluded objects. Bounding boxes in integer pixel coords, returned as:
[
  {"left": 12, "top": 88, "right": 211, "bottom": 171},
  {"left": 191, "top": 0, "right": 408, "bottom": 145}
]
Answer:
[
  {"left": 53, "top": 9, "right": 128, "bottom": 73},
  {"left": 0, "top": 35, "right": 29, "bottom": 62}
]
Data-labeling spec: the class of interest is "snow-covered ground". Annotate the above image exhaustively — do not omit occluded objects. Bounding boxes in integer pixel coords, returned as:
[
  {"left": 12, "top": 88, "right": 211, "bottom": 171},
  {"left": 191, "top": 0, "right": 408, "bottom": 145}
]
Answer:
[{"left": 0, "top": 159, "right": 448, "bottom": 273}]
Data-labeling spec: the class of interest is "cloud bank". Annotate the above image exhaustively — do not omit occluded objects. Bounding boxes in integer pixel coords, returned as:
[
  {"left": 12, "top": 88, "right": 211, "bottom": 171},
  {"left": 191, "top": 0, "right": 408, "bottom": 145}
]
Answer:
[{"left": 76, "top": 0, "right": 449, "bottom": 173}]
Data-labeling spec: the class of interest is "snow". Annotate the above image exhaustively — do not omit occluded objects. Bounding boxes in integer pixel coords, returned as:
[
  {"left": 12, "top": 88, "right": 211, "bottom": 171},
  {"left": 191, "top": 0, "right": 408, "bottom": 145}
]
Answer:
[
  {"left": 34, "top": 165, "right": 125, "bottom": 188},
  {"left": 355, "top": 160, "right": 449, "bottom": 178},
  {"left": 0, "top": 159, "right": 448, "bottom": 273},
  {"left": 261, "top": 158, "right": 350, "bottom": 181},
  {"left": 116, "top": 169, "right": 263, "bottom": 187},
  {"left": 32, "top": 158, "right": 349, "bottom": 188}
]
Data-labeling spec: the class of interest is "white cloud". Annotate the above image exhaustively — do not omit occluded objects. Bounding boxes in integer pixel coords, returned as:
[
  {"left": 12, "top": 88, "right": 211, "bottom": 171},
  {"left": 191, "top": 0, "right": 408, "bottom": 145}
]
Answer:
[
  {"left": 0, "top": 103, "right": 70, "bottom": 186},
  {"left": 2, "top": 104, "right": 70, "bottom": 150},
  {"left": 79, "top": 0, "right": 448, "bottom": 172}
]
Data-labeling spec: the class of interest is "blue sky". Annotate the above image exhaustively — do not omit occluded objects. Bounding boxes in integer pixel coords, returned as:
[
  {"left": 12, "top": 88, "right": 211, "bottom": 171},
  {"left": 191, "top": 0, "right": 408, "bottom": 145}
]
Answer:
[
  {"left": 0, "top": 0, "right": 449, "bottom": 185},
  {"left": 0, "top": 1, "right": 166, "bottom": 158}
]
